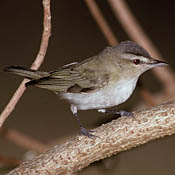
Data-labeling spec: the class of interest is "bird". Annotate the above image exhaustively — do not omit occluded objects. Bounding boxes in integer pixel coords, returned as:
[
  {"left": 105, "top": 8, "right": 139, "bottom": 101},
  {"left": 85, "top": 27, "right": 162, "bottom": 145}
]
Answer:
[{"left": 4, "top": 41, "right": 168, "bottom": 137}]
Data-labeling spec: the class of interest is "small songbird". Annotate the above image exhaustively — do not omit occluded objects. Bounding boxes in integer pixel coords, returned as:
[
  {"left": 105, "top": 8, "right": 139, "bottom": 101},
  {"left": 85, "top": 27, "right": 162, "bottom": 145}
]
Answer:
[{"left": 4, "top": 41, "right": 168, "bottom": 137}]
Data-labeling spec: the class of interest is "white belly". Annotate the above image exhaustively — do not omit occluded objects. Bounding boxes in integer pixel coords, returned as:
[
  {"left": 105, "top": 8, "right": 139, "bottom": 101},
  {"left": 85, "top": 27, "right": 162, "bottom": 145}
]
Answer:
[{"left": 60, "top": 78, "right": 138, "bottom": 110}]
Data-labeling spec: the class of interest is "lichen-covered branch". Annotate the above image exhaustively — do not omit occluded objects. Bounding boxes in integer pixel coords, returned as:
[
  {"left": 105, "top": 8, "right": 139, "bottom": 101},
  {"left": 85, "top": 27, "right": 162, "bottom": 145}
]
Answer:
[{"left": 7, "top": 100, "right": 175, "bottom": 175}]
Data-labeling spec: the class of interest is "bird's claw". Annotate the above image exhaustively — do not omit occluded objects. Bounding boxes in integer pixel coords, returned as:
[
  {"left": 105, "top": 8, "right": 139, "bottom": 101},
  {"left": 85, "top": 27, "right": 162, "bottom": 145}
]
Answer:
[
  {"left": 80, "top": 127, "right": 98, "bottom": 138},
  {"left": 119, "top": 110, "right": 133, "bottom": 117},
  {"left": 119, "top": 110, "right": 136, "bottom": 120},
  {"left": 98, "top": 109, "right": 136, "bottom": 120}
]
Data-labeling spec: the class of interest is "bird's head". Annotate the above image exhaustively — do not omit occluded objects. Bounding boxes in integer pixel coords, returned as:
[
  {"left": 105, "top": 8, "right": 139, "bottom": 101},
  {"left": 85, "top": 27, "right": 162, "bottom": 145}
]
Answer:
[{"left": 102, "top": 41, "right": 168, "bottom": 79}]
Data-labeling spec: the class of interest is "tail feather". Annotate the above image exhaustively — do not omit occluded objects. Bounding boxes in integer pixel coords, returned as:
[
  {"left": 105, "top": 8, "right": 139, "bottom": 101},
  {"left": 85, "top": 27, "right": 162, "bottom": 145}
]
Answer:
[
  {"left": 25, "top": 76, "right": 50, "bottom": 87},
  {"left": 4, "top": 66, "right": 50, "bottom": 80}
]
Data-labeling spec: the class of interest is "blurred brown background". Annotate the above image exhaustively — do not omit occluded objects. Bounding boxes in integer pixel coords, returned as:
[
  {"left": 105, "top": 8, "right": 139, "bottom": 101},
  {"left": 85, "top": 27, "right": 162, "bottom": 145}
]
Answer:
[{"left": 0, "top": 0, "right": 175, "bottom": 174}]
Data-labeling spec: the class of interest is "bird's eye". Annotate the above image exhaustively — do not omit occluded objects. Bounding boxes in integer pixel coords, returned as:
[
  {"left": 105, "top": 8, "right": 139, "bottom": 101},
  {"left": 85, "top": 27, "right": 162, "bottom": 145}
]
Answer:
[{"left": 133, "top": 59, "right": 140, "bottom": 65}]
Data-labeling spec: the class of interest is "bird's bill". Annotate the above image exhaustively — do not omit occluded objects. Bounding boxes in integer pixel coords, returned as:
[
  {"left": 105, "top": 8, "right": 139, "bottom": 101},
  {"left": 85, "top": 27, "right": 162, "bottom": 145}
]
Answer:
[{"left": 150, "top": 59, "right": 168, "bottom": 67}]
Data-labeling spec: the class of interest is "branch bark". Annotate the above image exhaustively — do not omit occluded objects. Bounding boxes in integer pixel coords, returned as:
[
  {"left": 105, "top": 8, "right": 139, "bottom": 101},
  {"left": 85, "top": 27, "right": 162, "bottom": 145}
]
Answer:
[{"left": 7, "top": 100, "right": 175, "bottom": 175}]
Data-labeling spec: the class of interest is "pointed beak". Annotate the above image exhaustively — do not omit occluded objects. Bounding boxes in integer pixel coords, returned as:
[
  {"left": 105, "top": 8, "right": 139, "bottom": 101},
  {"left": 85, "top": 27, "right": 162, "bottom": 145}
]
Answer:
[{"left": 150, "top": 59, "right": 168, "bottom": 67}]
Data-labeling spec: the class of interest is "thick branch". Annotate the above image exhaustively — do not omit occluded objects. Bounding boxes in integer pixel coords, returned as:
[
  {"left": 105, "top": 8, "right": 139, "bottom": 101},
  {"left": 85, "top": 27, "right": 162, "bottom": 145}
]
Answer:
[{"left": 7, "top": 100, "right": 175, "bottom": 174}]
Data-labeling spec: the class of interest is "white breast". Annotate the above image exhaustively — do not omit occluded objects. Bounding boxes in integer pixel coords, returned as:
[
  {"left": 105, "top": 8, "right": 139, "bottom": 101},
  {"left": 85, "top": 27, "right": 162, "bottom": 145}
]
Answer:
[{"left": 60, "top": 78, "right": 138, "bottom": 111}]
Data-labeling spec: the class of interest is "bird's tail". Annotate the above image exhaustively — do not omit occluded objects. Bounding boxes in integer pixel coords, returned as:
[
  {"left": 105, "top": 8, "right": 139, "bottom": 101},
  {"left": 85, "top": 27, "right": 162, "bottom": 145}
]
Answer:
[{"left": 4, "top": 66, "right": 50, "bottom": 80}]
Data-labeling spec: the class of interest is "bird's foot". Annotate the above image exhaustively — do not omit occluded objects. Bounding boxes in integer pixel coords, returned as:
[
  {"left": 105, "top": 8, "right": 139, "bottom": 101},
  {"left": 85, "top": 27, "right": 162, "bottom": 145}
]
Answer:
[
  {"left": 118, "top": 110, "right": 134, "bottom": 117},
  {"left": 80, "top": 126, "right": 97, "bottom": 138},
  {"left": 98, "top": 109, "right": 135, "bottom": 119}
]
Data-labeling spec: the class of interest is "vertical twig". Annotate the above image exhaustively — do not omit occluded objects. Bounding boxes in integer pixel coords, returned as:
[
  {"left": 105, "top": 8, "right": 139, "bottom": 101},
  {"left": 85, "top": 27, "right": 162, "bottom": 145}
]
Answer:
[
  {"left": 84, "top": 0, "right": 118, "bottom": 46},
  {"left": 108, "top": 0, "right": 175, "bottom": 96},
  {"left": 0, "top": 0, "right": 51, "bottom": 128}
]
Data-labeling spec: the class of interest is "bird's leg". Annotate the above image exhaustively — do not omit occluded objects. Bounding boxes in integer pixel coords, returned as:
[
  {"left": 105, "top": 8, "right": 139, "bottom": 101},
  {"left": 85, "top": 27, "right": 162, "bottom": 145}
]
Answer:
[
  {"left": 71, "top": 105, "right": 95, "bottom": 138},
  {"left": 98, "top": 109, "right": 134, "bottom": 117},
  {"left": 73, "top": 112, "right": 95, "bottom": 138}
]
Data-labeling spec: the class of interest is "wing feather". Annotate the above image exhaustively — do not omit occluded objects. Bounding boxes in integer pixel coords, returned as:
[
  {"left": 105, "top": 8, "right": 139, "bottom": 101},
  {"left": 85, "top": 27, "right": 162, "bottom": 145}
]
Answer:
[{"left": 26, "top": 59, "right": 110, "bottom": 93}]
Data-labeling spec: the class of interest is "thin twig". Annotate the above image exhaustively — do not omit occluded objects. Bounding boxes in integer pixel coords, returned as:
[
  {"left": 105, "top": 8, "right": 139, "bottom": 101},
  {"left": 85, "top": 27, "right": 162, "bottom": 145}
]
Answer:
[
  {"left": 108, "top": 0, "right": 175, "bottom": 96},
  {"left": 6, "top": 100, "right": 175, "bottom": 175},
  {"left": 0, "top": 0, "right": 51, "bottom": 128},
  {"left": 0, "top": 127, "right": 49, "bottom": 153},
  {"left": 0, "top": 154, "right": 20, "bottom": 167},
  {"left": 84, "top": 0, "right": 118, "bottom": 46}
]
